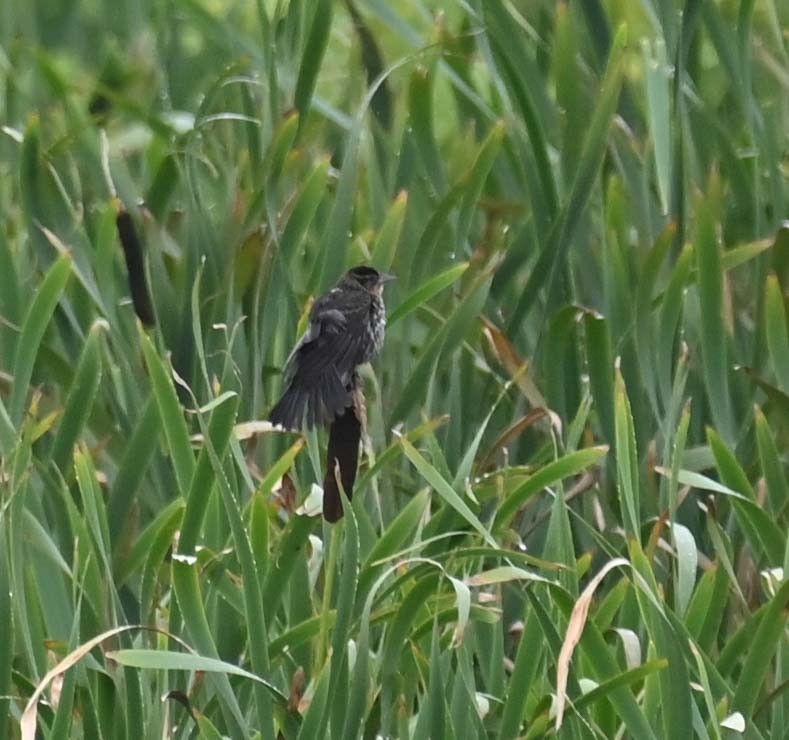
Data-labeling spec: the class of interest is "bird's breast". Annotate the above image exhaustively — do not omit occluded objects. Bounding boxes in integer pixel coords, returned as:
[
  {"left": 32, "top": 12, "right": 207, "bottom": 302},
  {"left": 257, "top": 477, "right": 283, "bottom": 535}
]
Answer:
[{"left": 364, "top": 297, "right": 386, "bottom": 360}]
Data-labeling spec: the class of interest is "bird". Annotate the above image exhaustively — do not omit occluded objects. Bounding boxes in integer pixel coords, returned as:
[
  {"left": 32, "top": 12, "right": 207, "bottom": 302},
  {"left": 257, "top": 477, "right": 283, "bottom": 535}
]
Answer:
[
  {"left": 269, "top": 266, "right": 394, "bottom": 521},
  {"left": 268, "top": 265, "right": 394, "bottom": 431}
]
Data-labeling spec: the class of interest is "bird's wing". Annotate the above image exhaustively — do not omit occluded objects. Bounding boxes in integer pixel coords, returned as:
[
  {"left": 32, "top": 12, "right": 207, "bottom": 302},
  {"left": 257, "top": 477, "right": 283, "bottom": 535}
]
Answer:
[{"left": 284, "top": 289, "right": 371, "bottom": 386}]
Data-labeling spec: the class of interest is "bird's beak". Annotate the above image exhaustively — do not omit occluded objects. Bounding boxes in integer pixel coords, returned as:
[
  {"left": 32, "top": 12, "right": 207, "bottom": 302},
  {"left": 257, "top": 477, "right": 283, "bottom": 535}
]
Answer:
[{"left": 379, "top": 272, "right": 396, "bottom": 284}]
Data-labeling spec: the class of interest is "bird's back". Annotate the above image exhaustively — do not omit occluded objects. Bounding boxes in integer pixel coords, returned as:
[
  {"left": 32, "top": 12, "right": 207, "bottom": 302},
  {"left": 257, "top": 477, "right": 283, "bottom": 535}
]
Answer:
[{"left": 269, "top": 271, "right": 387, "bottom": 430}]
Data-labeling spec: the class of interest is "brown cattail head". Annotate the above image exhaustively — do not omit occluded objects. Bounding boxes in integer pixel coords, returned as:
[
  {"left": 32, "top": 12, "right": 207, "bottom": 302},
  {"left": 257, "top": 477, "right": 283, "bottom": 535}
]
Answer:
[{"left": 114, "top": 199, "right": 155, "bottom": 327}]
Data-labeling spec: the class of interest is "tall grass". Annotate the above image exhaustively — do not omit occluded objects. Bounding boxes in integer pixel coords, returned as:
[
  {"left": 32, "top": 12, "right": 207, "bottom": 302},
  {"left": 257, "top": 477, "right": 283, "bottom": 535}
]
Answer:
[{"left": 1, "top": 0, "right": 787, "bottom": 737}]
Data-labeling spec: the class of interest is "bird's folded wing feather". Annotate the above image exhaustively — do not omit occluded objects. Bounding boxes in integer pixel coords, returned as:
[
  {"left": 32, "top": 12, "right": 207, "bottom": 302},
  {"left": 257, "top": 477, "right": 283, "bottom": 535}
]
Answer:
[{"left": 285, "top": 290, "right": 370, "bottom": 385}]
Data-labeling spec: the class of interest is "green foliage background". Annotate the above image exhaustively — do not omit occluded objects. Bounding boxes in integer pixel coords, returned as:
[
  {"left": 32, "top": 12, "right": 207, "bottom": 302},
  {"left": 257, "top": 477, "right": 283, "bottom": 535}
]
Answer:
[{"left": 1, "top": 0, "right": 788, "bottom": 737}]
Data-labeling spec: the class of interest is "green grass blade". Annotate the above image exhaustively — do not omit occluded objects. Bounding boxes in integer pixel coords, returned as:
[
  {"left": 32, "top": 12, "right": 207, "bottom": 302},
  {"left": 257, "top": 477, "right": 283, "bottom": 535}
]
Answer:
[
  {"left": 585, "top": 314, "right": 615, "bottom": 446},
  {"left": 764, "top": 273, "right": 789, "bottom": 393},
  {"left": 108, "top": 397, "right": 161, "bottom": 543},
  {"left": 510, "top": 25, "right": 626, "bottom": 327},
  {"left": 49, "top": 320, "right": 106, "bottom": 473},
  {"left": 140, "top": 332, "right": 195, "bottom": 495},
  {"left": 495, "top": 446, "right": 608, "bottom": 528},
  {"left": 387, "top": 262, "right": 468, "bottom": 328},
  {"left": 754, "top": 407, "right": 788, "bottom": 518},
  {"left": 732, "top": 578, "right": 789, "bottom": 718},
  {"left": 178, "top": 393, "right": 238, "bottom": 554},
  {"left": 695, "top": 186, "right": 735, "bottom": 443},
  {"left": 401, "top": 437, "right": 496, "bottom": 547},
  {"left": 707, "top": 427, "right": 785, "bottom": 563},
  {"left": 614, "top": 369, "right": 640, "bottom": 541},
  {"left": 106, "top": 649, "right": 287, "bottom": 703},
  {"left": 371, "top": 190, "right": 408, "bottom": 270},
  {"left": 10, "top": 254, "right": 72, "bottom": 424},
  {"left": 293, "top": 0, "right": 333, "bottom": 126}
]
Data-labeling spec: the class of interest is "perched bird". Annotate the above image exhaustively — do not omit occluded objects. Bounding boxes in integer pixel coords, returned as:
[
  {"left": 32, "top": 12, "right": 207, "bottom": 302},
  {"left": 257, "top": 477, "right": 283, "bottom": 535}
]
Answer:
[
  {"left": 269, "top": 265, "right": 394, "bottom": 431},
  {"left": 269, "top": 265, "right": 394, "bottom": 521}
]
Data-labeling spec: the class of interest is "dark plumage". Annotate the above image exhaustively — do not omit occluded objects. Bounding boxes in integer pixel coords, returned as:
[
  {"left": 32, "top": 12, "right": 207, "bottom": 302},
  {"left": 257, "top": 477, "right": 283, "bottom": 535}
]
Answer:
[
  {"left": 269, "top": 265, "right": 393, "bottom": 431},
  {"left": 322, "top": 374, "right": 365, "bottom": 522}
]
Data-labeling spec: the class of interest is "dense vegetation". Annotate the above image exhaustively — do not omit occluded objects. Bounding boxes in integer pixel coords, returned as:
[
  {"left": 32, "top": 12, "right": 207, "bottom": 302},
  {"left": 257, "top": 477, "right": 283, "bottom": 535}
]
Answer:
[{"left": 1, "top": 0, "right": 788, "bottom": 737}]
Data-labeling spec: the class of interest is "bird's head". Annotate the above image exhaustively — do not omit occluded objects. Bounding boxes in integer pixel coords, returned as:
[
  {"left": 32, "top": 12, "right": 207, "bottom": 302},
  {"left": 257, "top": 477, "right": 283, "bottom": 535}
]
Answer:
[{"left": 344, "top": 265, "right": 396, "bottom": 295}]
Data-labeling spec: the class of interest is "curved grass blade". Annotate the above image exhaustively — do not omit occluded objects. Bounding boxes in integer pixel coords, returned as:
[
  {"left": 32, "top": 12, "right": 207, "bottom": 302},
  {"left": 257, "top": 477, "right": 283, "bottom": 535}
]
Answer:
[
  {"left": 10, "top": 254, "right": 72, "bottom": 424},
  {"left": 510, "top": 25, "right": 626, "bottom": 329},
  {"left": 140, "top": 332, "right": 195, "bottom": 495},
  {"left": 614, "top": 369, "right": 640, "bottom": 541},
  {"left": 106, "top": 649, "right": 287, "bottom": 704},
  {"left": 371, "top": 190, "right": 408, "bottom": 270},
  {"left": 695, "top": 184, "right": 735, "bottom": 443},
  {"left": 494, "top": 446, "right": 608, "bottom": 528},
  {"left": 765, "top": 273, "right": 789, "bottom": 393},
  {"left": 49, "top": 320, "right": 106, "bottom": 474},
  {"left": 108, "top": 397, "right": 161, "bottom": 544},
  {"left": 387, "top": 262, "right": 468, "bottom": 328},
  {"left": 732, "top": 577, "right": 789, "bottom": 717},
  {"left": 294, "top": 0, "right": 333, "bottom": 127},
  {"left": 400, "top": 437, "right": 496, "bottom": 547}
]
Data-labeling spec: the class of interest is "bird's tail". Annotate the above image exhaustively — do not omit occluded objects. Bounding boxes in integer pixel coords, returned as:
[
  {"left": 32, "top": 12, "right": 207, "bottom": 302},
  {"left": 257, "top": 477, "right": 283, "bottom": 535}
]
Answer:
[
  {"left": 323, "top": 405, "right": 362, "bottom": 522},
  {"left": 268, "top": 383, "right": 307, "bottom": 430},
  {"left": 269, "top": 369, "right": 349, "bottom": 431}
]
